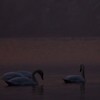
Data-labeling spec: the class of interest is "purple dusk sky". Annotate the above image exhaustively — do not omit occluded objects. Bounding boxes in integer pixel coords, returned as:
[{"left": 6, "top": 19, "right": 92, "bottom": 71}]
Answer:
[{"left": 0, "top": 0, "right": 100, "bottom": 37}]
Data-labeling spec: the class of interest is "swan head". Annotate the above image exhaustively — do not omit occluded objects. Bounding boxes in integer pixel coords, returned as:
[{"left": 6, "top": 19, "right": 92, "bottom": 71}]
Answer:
[
  {"left": 80, "top": 64, "right": 85, "bottom": 72},
  {"left": 32, "top": 69, "right": 44, "bottom": 80}
]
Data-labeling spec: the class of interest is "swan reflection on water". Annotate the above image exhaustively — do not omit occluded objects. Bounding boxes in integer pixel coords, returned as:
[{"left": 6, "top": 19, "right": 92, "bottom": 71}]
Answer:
[
  {"left": 63, "top": 83, "right": 85, "bottom": 100},
  {"left": 80, "top": 83, "right": 85, "bottom": 100},
  {"left": 32, "top": 85, "right": 44, "bottom": 95}
]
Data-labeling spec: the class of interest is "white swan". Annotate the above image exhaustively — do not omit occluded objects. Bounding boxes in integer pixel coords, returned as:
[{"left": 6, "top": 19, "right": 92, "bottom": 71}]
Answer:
[
  {"left": 2, "top": 69, "right": 44, "bottom": 86},
  {"left": 63, "top": 64, "right": 85, "bottom": 83}
]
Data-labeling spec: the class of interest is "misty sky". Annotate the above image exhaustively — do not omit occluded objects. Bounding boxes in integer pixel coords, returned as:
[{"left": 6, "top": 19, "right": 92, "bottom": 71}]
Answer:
[{"left": 0, "top": 0, "right": 100, "bottom": 37}]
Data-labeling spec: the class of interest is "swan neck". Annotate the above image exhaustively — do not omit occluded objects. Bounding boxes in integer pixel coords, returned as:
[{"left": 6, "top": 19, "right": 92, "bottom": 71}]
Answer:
[
  {"left": 80, "top": 64, "right": 85, "bottom": 79},
  {"left": 32, "top": 71, "right": 37, "bottom": 78},
  {"left": 32, "top": 72, "right": 38, "bottom": 83},
  {"left": 82, "top": 71, "right": 85, "bottom": 79},
  {"left": 81, "top": 68, "right": 85, "bottom": 79}
]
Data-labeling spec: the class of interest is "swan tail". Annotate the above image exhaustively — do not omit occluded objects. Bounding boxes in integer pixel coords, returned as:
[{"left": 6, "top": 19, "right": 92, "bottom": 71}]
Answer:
[
  {"left": 5, "top": 81, "right": 16, "bottom": 86},
  {"left": 63, "top": 79, "right": 72, "bottom": 83}
]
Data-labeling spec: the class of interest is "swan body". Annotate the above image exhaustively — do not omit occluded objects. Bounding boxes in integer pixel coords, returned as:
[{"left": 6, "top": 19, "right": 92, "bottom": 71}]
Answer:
[
  {"left": 2, "top": 69, "right": 44, "bottom": 86},
  {"left": 63, "top": 64, "right": 85, "bottom": 83},
  {"left": 63, "top": 75, "right": 85, "bottom": 83},
  {"left": 5, "top": 77, "right": 37, "bottom": 86}
]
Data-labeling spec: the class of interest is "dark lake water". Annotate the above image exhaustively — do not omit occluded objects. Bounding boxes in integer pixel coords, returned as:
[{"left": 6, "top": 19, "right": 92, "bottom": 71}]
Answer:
[{"left": 0, "top": 37, "right": 100, "bottom": 100}]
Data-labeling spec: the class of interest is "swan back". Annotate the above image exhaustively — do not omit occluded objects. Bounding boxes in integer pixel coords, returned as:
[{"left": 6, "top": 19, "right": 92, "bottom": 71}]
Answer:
[
  {"left": 2, "top": 72, "right": 24, "bottom": 81},
  {"left": 6, "top": 77, "right": 37, "bottom": 86},
  {"left": 17, "top": 71, "right": 32, "bottom": 78}
]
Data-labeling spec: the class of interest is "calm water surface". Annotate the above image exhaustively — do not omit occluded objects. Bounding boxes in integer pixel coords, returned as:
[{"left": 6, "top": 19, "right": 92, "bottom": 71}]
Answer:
[{"left": 0, "top": 37, "right": 100, "bottom": 100}]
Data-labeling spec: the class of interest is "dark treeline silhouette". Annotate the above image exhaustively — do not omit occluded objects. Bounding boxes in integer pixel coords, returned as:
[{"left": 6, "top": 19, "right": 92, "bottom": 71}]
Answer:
[{"left": 0, "top": 0, "right": 100, "bottom": 37}]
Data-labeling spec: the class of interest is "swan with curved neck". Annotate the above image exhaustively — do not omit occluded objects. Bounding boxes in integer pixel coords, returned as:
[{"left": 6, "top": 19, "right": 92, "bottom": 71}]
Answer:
[
  {"left": 63, "top": 64, "right": 85, "bottom": 83},
  {"left": 2, "top": 69, "right": 44, "bottom": 86}
]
